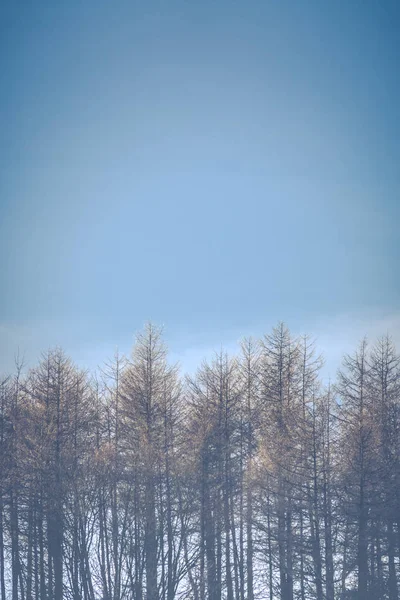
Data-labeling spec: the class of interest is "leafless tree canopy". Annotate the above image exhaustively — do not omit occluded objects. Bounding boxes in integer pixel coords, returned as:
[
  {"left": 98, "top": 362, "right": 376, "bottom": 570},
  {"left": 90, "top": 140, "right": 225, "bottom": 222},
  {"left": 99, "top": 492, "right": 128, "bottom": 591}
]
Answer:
[{"left": 1, "top": 323, "right": 399, "bottom": 600}]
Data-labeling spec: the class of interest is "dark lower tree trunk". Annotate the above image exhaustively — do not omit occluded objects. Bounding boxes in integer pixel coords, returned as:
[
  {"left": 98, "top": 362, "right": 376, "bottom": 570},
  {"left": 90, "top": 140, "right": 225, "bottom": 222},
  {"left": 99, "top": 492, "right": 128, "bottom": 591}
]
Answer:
[
  {"left": 199, "top": 470, "right": 205, "bottom": 600},
  {"left": 246, "top": 481, "right": 254, "bottom": 600},
  {"left": 229, "top": 495, "right": 240, "bottom": 600},
  {"left": 278, "top": 485, "right": 287, "bottom": 600},
  {"left": 204, "top": 455, "right": 216, "bottom": 600},
  {"left": 34, "top": 505, "right": 39, "bottom": 600},
  {"left": 98, "top": 488, "right": 110, "bottom": 600},
  {"left": 53, "top": 505, "right": 63, "bottom": 600},
  {"left": 111, "top": 482, "right": 120, "bottom": 600},
  {"left": 72, "top": 499, "right": 79, "bottom": 600},
  {"left": 387, "top": 520, "right": 398, "bottom": 600},
  {"left": 299, "top": 506, "right": 306, "bottom": 600},
  {"left": 215, "top": 485, "right": 222, "bottom": 600},
  {"left": 178, "top": 479, "right": 199, "bottom": 600},
  {"left": 134, "top": 477, "right": 143, "bottom": 600},
  {"left": 0, "top": 493, "right": 6, "bottom": 600},
  {"left": 357, "top": 494, "right": 368, "bottom": 600},
  {"left": 266, "top": 493, "right": 274, "bottom": 600},
  {"left": 11, "top": 490, "right": 21, "bottom": 600},
  {"left": 323, "top": 486, "right": 334, "bottom": 600},
  {"left": 286, "top": 506, "right": 294, "bottom": 600},
  {"left": 375, "top": 532, "right": 384, "bottom": 600},
  {"left": 164, "top": 440, "right": 174, "bottom": 600},
  {"left": 27, "top": 501, "right": 33, "bottom": 600},
  {"left": 341, "top": 518, "right": 350, "bottom": 597},
  {"left": 159, "top": 474, "right": 166, "bottom": 600},
  {"left": 79, "top": 516, "right": 95, "bottom": 600},
  {"left": 145, "top": 473, "right": 157, "bottom": 600},
  {"left": 224, "top": 448, "right": 233, "bottom": 600},
  {"left": 323, "top": 391, "right": 334, "bottom": 600},
  {"left": 47, "top": 508, "right": 54, "bottom": 600},
  {"left": 38, "top": 494, "right": 46, "bottom": 600},
  {"left": 309, "top": 502, "right": 323, "bottom": 600}
]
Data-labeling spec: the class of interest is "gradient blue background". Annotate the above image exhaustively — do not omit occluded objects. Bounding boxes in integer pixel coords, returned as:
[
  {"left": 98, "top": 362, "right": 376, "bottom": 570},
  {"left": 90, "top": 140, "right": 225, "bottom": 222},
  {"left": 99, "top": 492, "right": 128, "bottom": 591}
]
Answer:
[{"left": 1, "top": 1, "right": 399, "bottom": 377}]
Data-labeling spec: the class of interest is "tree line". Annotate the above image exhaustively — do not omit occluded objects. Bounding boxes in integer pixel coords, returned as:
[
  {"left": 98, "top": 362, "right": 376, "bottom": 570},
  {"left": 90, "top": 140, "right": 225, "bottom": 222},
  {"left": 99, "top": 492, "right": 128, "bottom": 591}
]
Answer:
[{"left": 0, "top": 322, "right": 399, "bottom": 600}]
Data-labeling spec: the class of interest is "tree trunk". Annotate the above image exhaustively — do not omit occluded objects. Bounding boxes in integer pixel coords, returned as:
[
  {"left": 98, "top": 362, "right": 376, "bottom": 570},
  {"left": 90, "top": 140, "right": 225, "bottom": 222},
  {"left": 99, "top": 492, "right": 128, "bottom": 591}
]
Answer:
[
  {"left": 357, "top": 489, "right": 368, "bottom": 600},
  {"left": 145, "top": 472, "right": 157, "bottom": 600},
  {"left": 387, "top": 520, "right": 398, "bottom": 600}
]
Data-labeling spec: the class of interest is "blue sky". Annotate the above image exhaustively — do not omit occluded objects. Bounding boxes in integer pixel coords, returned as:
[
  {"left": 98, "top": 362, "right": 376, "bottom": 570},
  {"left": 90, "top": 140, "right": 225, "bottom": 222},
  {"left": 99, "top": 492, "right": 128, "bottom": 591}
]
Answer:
[{"left": 1, "top": 1, "right": 399, "bottom": 378}]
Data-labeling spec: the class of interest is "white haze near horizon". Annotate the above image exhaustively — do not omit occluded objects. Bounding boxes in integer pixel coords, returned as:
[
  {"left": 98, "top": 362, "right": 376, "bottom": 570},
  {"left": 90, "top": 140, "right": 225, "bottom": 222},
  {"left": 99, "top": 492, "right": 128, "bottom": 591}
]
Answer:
[{"left": 1, "top": 311, "right": 399, "bottom": 385}]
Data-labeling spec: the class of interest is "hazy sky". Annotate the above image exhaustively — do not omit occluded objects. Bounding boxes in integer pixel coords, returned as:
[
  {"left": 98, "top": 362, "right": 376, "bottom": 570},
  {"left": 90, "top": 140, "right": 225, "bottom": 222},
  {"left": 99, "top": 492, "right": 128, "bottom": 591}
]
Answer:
[{"left": 1, "top": 0, "right": 399, "bottom": 378}]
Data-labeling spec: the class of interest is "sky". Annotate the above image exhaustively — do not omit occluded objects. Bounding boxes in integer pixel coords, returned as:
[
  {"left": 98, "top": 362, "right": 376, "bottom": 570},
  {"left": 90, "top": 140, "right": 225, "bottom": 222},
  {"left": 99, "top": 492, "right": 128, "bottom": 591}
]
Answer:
[{"left": 1, "top": 0, "right": 399, "bottom": 380}]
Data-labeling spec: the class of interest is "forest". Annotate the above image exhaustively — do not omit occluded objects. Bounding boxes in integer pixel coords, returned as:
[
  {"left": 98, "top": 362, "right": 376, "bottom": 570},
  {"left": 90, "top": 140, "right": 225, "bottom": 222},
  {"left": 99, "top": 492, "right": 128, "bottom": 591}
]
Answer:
[{"left": 0, "top": 322, "right": 399, "bottom": 600}]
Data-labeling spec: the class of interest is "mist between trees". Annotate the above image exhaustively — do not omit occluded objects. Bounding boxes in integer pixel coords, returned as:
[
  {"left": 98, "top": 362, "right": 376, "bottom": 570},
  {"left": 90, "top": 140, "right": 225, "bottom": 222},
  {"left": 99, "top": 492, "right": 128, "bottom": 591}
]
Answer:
[{"left": 0, "top": 322, "right": 399, "bottom": 600}]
